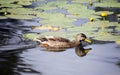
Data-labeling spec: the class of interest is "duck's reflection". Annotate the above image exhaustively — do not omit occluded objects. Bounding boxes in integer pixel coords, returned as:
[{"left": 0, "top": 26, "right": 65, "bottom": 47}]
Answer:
[
  {"left": 41, "top": 46, "right": 92, "bottom": 57},
  {"left": 75, "top": 46, "right": 92, "bottom": 57}
]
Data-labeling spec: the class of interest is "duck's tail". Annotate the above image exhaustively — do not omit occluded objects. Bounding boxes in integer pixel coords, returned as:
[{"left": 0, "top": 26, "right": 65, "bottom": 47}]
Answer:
[
  {"left": 33, "top": 38, "right": 42, "bottom": 44},
  {"left": 34, "top": 37, "right": 49, "bottom": 44}
]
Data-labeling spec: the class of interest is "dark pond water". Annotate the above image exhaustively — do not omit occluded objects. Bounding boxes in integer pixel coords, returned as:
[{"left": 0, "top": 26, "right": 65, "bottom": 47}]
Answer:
[
  {"left": 0, "top": 0, "right": 120, "bottom": 75},
  {"left": 0, "top": 42, "right": 120, "bottom": 75}
]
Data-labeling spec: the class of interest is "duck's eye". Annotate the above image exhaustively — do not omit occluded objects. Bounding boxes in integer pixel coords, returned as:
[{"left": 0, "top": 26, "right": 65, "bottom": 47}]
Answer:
[
  {"left": 79, "top": 40, "right": 83, "bottom": 43},
  {"left": 81, "top": 33, "right": 87, "bottom": 38}
]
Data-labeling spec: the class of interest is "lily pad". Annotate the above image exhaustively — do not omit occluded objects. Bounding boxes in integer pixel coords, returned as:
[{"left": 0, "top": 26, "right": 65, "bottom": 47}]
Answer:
[
  {"left": 24, "top": 31, "right": 69, "bottom": 41},
  {"left": 32, "top": 25, "right": 64, "bottom": 31},
  {"left": 56, "top": 2, "right": 99, "bottom": 19},
  {"left": 16, "top": 1, "right": 33, "bottom": 5},
  {"left": 6, "top": 14, "right": 36, "bottom": 19},
  {"left": 94, "top": 11, "right": 114, "bottom": 16},
  {"left": 35, "top": 4, "right": 57, "bottom": 10},
  {"left": 0, "top": 3, "right": 22, "bottom": 8},
  {"left": 71, "top": 0, "right": 97, "bottom": 3},
  {"left": 36, "top": 12, "right": 76, "bottom": 28},
  {"left": 0, "top": 16, "right": 8, "bottom": 19},
  {"left": 94, "top": 0, "right": 120, "bottom": 7},
  {"left": 24, "top": 33, "right": 42, "bottom": 40},
  {"left": 46, "top": 0, "right": 68, "bottom": 7},
  {"left": 0, "top": 0, "right": 16, "bottom": 4},
  {"left": 6, "top": 8, "right": 37, "bottom": 15},
  {"left": 93, "top": 32, "right": 120, "bottom": 41}
]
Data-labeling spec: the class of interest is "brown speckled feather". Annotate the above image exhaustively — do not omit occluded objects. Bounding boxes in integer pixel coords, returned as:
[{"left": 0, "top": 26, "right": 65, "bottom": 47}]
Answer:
[{"left": 38, "top": 36, "right": 80, "bottom": 50}]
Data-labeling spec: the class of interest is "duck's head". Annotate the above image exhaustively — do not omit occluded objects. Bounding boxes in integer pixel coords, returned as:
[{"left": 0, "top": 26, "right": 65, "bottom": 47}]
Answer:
[{"left": 75, "top": 33, "right": 92, "bottom": 46}]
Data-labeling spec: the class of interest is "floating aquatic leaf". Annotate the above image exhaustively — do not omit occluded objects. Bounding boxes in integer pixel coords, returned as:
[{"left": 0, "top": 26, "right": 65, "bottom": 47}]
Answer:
[
  {"left": 0, "top": 3, "right": 22, "bottom": 8},
  {"left": 93, "top": 32, "right": 120, "bottom": 41},
  {"left": 0, "top": 16, "right": 8, "bottom": 19},
  {"left": 35, "top": 4, "right": 57, "bottom": 10},
  {"left": 35, "top": 0, "right": 44, "bottom": 1},
  {"left": 24, "top": 31, "right": 69, "bottom": 41},
  {"left": 46, "top": 0, "right": 68, "bottom": 7},
  {"left": 94, "top": 11, "right": 114, "bottom": 16},
  {"left": 16, "top": 1, "right": 33, "bottom": 5},
  {"left": 116, "top": 26, "right": 120, "bottom": 32},
  {"left": 71, "top": 0, "right": 97, "bottom": 3},
  {"left": 6, "top": 14, "right": 36, "bottom": 19},
  {"left": 33, "top": 25, "right": 63, "bottom": 31},
  {"left": 24, "top": 33, "right": 42, "bottom": 40},
  {"left": 36, "top": 12, "right": 76, "bottom": 28},
  {"left": 0, "top": 0, "right": 35, "bottom": 5},
  {"left": 0, "top": 0, "right": 16, "bottom": 4},
  {"left": 35, "top": 0, "right": 100, "bottom": 19},
  {"left": 6, "top": 8, "right": 37, "bottom": 15},
  {"left": 94, "top": 0, "right": 120, "bottom": 7},
  {"left": 38, "top": 0, "right": 99, "bottom": 19},
  {"left": 0, "top": 8, "right": 40, "bottom": 19},
  {"left": 56, "top": 2, "right": 99, "bottom": 19}
]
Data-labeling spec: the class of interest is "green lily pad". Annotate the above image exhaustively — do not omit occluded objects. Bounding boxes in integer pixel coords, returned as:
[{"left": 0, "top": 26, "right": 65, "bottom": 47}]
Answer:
[
  {"left": 71, "top": 0, "right": 96, "bottom": 3},
  {"left": 93, "top": 32, "right": 120, "bottom": 41},
  {"left": 35, "top": 4, "right": 57, "bottom": 10},
  {"left": 116, "top": 26, "right": 120, "bottom": 31},
  {"left": 16, "top": 1, "right": 33, "bottom": 5},
  {"left": 24, "top": 31, "right": 71, "bottom": 41},
  {"left": 0, "top": 16, "right": 8, "bottom": 19},
  {"left": 0, "top": 4, "right": 22, "bottom": 8},
  {"left": 6, "top": 14, "right": 36, "bottom": 19},
  {"left": 6, "top": 8, "right": 37, "bottom": 15},
  {"left": 0, "top": 0, "right": 16, "bottom": 4},
  {"left": 94, "top": 11, "right": 114, "bottom": 16},
  {"left": 56, "top": 2, "right": 99, "bottom": 19},
  {"left": 94, "top": 0, "right": 120, "bottom": 7},
  {"left": 24, "top": 33, "right": 42, "bottom": 40},
  {"left": 36, "top": 12, "right": 76, "bottom": 28},
  {"left": 46, "top": 0, "right": 68, "bottom": 7},
  {"left": 0, "top": 0, "right": 34, "bottom": 5}
]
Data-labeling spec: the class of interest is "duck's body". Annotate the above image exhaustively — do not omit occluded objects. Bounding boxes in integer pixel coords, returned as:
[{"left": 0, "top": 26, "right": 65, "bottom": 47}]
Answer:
[
  {"left": 38, "top": 36, "right": 80, "bottom": 49},
  {"left": 35, "top": 33, "right": 91, "bottom": 51}
]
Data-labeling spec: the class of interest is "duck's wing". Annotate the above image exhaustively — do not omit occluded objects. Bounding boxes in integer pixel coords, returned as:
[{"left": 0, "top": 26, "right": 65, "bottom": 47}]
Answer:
[
  {"left": 48, "top": 37, "right": 70, "bottom": 42},
  {"left": 37, "top": 36, "right": 70, "bottom": 42},
  {"left": 37, "top": 36, "right": 71, "bottom": 49}
]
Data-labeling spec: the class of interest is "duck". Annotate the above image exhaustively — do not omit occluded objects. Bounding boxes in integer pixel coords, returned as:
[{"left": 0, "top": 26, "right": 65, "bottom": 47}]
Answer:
[{"left": 34, "top": 33, "right": 92, "bottom": 51}]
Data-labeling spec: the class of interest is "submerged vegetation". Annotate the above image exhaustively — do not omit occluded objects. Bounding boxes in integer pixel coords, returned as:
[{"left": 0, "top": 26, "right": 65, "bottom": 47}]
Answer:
[{"left": 0, "top": 0, "right": 120, "bottom": 43}]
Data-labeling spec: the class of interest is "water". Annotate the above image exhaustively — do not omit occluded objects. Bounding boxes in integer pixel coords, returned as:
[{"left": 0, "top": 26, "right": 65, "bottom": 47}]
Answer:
[
  {"left": 73, "top": 18, "right": 89, "bottom": 26},
  {"left": 0, "top": 43, "right": 120, "bottom": 75}
]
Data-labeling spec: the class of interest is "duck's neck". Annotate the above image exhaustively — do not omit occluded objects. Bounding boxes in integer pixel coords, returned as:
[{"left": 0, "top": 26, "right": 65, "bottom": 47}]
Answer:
[{"left": 69, "top": 41, "right": 80, "bottom": 48}]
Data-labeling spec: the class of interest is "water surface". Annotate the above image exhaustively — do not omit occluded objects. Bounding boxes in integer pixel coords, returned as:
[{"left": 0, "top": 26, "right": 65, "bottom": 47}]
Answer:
[{"left": 1, "top": 43, "right": 120, "bottom": 75}]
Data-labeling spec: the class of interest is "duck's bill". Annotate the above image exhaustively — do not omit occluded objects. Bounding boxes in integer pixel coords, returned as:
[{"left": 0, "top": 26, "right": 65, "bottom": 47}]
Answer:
[{"left": 84, "top": 38, "right": 92, "bottom": 44}]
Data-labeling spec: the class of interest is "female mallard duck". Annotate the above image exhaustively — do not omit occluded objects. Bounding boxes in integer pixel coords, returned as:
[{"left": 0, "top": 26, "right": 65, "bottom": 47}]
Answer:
[{"left": 35, "top": 33, "right": 91, "bottom": 51}]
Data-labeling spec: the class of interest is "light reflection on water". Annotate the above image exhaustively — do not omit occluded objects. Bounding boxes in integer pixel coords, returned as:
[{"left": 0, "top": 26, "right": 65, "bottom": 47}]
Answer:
[{"left": 13, "top": 43, "right": 120, "bottom": 75}]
